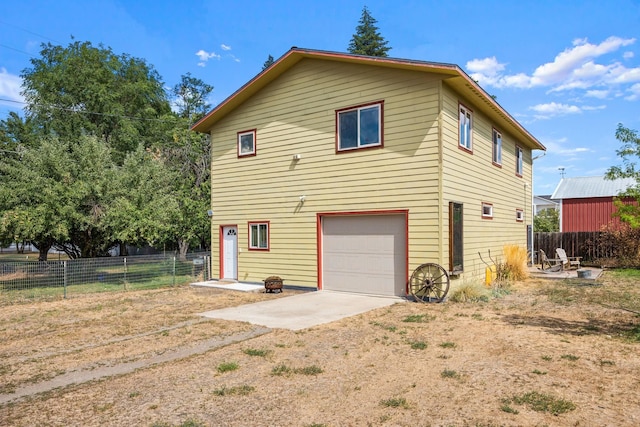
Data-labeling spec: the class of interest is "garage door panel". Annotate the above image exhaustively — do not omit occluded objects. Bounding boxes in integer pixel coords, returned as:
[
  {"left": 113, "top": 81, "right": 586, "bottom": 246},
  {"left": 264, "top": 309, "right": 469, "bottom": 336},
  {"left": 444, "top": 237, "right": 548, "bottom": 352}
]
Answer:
[{"left": 322, "top": 215, "right": 406, "bottom": 296}]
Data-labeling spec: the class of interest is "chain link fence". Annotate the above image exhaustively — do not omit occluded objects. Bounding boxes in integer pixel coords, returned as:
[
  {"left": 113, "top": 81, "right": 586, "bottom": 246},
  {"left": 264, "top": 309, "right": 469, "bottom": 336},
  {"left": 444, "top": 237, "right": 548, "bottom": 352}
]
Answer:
[{"left": 0, "top": 252, "right": 211, "bottom": 302}]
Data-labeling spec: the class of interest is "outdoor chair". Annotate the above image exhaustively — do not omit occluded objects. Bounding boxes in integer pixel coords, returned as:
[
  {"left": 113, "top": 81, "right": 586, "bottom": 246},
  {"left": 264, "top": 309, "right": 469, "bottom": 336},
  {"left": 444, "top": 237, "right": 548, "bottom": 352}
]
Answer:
[
  {"left": 539, "top": 249, "right": 562, "bottom": 272},
  {"left": 556, "top": 248, "right": 582, "bottom": 270}
]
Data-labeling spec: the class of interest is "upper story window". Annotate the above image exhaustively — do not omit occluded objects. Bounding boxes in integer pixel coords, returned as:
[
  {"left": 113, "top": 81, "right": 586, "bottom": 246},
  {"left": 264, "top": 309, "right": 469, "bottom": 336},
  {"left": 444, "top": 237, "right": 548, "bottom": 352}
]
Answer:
[
  {"left": 238, "top": 129, "right": 256, "bottom": 157},
  {"left": 336, "top": 102, "right": 383, "bottom": 152},
  {"left": 492, "top": 129, "right": 502, "bottom": 166},
  {"left": 248, "top": 221, "right": 269, "bottom": 250},
  {"left": 516, "top": 209, "right": 524, "bottom": 222},
  {"left": 459, "top": 104, "right": 473, "bottom": 152},
  {"left": 516, "top": 145, "right": 523, "bottom": 177}
]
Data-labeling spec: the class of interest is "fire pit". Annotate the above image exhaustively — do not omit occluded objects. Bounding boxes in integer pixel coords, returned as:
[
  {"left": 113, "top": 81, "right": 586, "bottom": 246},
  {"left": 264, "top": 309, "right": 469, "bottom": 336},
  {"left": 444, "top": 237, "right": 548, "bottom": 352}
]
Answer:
[{"left": 264, "top": 276, "right": 284, "bottom": 293}]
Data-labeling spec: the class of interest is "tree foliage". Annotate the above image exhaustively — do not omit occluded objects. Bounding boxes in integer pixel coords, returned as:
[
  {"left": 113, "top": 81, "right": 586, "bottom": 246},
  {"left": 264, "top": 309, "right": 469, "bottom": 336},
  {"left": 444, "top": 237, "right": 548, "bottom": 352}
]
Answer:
[
  {"left": 606, "top": 123, "right": 640, "bottom": 228},
  {"left": 262, "top": 54, "right": 275, "bottom": 70},
  {"left": 533, "top": 208, "right": 559, "bottom": 232},
  {"left": 0, "top": 40, "right": 213, "bottom": 258},
  {"left": 347, "top": 6, "right": 391, "bottom": 57},
  {"left": 172, "top": 72, "right": 214, "bottom": 124},
  {"left": 21, "top": 41, "right": 170, "bottom": 162}
]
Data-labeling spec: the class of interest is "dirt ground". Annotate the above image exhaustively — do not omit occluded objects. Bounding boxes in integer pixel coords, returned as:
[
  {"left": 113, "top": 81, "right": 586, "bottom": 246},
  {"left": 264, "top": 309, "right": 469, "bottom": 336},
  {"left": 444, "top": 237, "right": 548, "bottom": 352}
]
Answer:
[{"left": 1, "top": 274, "right": 639, "bottom": 427}]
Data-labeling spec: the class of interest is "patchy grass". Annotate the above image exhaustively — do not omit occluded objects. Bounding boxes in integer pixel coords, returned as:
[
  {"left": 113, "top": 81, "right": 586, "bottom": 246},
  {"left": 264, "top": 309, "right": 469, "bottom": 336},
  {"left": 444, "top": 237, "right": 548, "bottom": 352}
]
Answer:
[
  {"left": 379, "top": 397, "right": 410, "bottom": 409},
  {"left": 439, "top": 341, "right": 457, "bottom": 349},
  {"left": 243, "top": 348, "right": 270, "bottom": 357},
  {"left": 409, "top": 341, "right": 427, "bottom": 350},
  {"left": 212, "top": 385, "right": 255, "bottom": 396},
  {"left": 505, "top": 391, "right": 576, "bottom": 415},
  {"left": 560, "top": 354, "right": 580, "bottom": 361},
  {"left": 441, "top": 369, "right": 460, "bottom": 379},
  {"left": 271, "top": 364, "right": 323, "bottom": 376},
  {"left": 217, "top": 362, "right": 239, "bottom": 373},
  {"left": 402, "top": 314, "right": 434, "bottom": 323},
  {"left": 271, "top": 364, "right": 292, "bottom": 376}
]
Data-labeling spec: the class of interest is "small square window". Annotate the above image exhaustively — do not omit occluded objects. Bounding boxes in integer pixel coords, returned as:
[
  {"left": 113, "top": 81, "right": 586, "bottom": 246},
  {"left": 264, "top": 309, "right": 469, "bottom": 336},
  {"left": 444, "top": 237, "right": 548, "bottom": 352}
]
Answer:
[
  {"left": 459, "top": 104, "right": 473, "bottom": 152},
  {"left": 482, "top": 202, "right": 493, "bottom": 219},
  {"left": 336, "top": 102, "right": 383, "bottom": 151},
  {"left": 238, "top": 129, "right": 256, "bottom": 157},
  {"left": 516, "top": 146, "right": 523, "bottom": 176},
  {"left": 516, "top": 209, "right": 524, "bottom": 222},
  {"left": 249, "top": 221, "right": 269, "bottom": 250},
  {"left": 492, "top": 129, "right": 502, "bottom": 166}
]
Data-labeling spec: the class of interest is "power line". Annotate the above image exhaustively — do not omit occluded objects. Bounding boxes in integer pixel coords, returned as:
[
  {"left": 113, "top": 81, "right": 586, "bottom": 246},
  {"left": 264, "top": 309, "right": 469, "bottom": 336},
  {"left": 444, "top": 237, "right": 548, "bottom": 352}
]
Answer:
[
  {"left": 0, "top": 98, "right": 177, "bottom": 123},
  {"left": 0, "top": 43, "right": 34, "bottom": 57},
  {"left": 0, "top": 20, "right": 62, "bottom": 44}
]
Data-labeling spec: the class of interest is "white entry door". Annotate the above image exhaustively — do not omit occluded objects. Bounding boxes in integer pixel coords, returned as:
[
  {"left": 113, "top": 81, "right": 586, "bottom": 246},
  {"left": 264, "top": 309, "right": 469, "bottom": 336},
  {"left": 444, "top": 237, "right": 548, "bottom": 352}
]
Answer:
[{"left": 222, "top": 226, "right": 238, "bottom": 280}]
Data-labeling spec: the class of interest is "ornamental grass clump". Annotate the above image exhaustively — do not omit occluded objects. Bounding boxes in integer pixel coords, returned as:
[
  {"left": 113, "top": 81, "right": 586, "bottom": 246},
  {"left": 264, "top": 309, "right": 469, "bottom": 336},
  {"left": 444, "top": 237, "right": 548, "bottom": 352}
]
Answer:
[{"left": 503, "top": 244, "right": 529, "bottom": 281}]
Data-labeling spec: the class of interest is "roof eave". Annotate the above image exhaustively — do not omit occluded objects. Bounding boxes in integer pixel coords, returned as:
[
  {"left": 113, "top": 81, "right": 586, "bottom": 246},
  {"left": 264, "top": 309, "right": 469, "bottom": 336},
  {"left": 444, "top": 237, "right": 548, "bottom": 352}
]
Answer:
[{"left": 192, "top": 47, "right": 546, "bottom": 152}]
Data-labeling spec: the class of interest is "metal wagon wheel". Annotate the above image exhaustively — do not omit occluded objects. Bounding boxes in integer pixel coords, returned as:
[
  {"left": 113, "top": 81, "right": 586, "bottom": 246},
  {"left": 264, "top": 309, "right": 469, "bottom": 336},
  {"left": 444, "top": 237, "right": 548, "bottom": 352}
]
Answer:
[{"left": 409, "top": 263, "right": 450, "bottom": 303}]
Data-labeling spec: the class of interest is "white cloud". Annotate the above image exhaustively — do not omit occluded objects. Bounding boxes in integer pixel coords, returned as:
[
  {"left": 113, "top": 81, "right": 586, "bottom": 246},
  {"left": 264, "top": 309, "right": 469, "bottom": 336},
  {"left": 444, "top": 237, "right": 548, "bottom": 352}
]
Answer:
[
  {"left": 540, "top": 137, "right": 591, "bottom": 157},
  {"left": 530, "top": 102, "right": 581, "bottom": 118},
  {"left": 581, "top": 105, "right": 607, "bottom": 111},
  {"left": 0, "top": 68, "right": 24, "bottom": 104},
  {"left": 585, "top": 89, "right": 609, "bottom": 99},
  {"left": 221, "top": 44, "right": 231, "bottom": 51},
  {"left": 195, "top": 49, "right": 221, "bottom": 67},
  {"left": 467, "top": 36, "right": 640, "bottom": 95},
  {"left": 625, "top": 82, "right": 640, "bottom": 100}
]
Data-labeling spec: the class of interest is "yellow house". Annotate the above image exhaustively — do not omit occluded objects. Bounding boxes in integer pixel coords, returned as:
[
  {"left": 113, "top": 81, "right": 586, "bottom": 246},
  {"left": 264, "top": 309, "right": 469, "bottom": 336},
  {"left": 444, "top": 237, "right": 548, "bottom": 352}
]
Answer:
[{"left": 192, "top": 48, "right": 545, "bottom": 297}]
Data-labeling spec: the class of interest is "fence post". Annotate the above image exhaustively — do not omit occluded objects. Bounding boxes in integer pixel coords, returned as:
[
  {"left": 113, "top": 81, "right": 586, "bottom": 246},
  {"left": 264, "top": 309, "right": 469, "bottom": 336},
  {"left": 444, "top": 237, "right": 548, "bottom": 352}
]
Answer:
[
  {"left": 172, "top": 257, "right": 176, "bottom": 286},
  {"left": 63, "top": 260, "right": 67, "bottom": 299},
  {"left": 123, "top": 257, "right": 127, "bottom": 289}
]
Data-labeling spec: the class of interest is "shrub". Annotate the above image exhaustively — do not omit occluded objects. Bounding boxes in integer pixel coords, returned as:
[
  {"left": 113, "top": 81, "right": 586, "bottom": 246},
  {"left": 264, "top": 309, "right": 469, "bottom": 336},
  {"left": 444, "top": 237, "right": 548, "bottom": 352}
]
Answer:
[
  {"left": 449, "top": 283, "right": 486, "bottom": 302},
  {"left": 596, "top": 223, "right": 640, "bottom": 267},
  {"left": 502, "top": 244, "right": 529, "bottom": 280}
]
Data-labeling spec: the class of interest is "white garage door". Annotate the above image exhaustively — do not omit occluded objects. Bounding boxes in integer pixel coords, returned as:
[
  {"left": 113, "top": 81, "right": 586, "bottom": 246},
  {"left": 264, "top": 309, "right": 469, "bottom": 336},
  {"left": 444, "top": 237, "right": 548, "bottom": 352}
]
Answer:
[{"left": 322, "top": 214, "right": 407, "bottom": 296}]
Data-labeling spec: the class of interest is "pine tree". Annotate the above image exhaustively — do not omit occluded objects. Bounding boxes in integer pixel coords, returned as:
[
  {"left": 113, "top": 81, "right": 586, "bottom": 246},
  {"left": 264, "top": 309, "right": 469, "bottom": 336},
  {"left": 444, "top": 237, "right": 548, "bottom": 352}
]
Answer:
[
  {"left": 262, "top": 54, "right": 275, "bottom": 70},
  {"left": 348, "top": 6, "right": 391, "bottom": 57}
]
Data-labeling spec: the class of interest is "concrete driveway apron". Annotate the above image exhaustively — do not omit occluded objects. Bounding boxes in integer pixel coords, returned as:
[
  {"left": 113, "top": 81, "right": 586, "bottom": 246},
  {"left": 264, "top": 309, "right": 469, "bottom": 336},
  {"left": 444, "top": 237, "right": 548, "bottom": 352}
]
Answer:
[{"left": 199, "top": 290, "right": 406, "bottom": 331}]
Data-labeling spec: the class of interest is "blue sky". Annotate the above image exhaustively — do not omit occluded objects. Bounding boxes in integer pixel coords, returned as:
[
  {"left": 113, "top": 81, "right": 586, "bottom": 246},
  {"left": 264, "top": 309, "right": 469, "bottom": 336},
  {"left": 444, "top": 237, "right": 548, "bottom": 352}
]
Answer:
[{"left": 1, "top": 0, "right": 639, "bottom": 194}]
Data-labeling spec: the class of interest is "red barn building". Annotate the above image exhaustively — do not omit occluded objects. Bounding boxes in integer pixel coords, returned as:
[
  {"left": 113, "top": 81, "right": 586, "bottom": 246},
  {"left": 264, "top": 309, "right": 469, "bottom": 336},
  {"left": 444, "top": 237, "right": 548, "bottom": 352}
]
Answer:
[{"left": 551, "top": 176, "right": 636, "bottom": 232}]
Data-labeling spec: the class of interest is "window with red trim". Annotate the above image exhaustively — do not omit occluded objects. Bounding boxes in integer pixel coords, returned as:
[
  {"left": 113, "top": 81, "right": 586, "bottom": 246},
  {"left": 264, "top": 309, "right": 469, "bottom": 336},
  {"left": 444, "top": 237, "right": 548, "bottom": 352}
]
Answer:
[
  {"left": 482, "top": 202, "right": 493, "bottom": 219},
  {"left": 336, "top": 102, "right": 382, "bottom": 151},
  {"left": 238, "top": 129, "right": 256, "bottom": 157},
  {"left": 248, "top": 221, "right": 269, "bottom": 250},
  {"left": 459, "top": 104, "right": 473, "bottom": 152}
]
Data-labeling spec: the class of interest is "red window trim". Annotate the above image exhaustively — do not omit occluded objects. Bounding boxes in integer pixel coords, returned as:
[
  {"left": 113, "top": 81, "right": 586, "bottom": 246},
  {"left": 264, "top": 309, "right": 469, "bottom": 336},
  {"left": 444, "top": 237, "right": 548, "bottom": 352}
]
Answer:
[
  {"left": 492, "top": 127, "right": 503, "bottom": 168},
  {"left": 481, "top": 202, "right": 494, "bottom": 220},
  {"left": 458, "top": 102, "right": 473, "bottom": 154},
  {"left": 335, "top": 100, "right": 384, "bottom": 154},
  {"left": 515, "top": 145, "right": 523, "bottom": 178},
  {"left": 237, "top": 129, "right": 257, "bottom": 158},
  {"left": 248, "top": 221, "right": 270, "bottom": 251}
]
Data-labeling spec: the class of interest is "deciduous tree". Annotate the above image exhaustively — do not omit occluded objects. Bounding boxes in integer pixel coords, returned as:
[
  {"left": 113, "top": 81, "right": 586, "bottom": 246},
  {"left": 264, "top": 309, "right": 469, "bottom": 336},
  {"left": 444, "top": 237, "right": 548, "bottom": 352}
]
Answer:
[
  {"left": 21, "top": 40, "right": 170, "bottom": 162},
  {"left": 606, "top": 124, "right": 640, "bottom": 228}
]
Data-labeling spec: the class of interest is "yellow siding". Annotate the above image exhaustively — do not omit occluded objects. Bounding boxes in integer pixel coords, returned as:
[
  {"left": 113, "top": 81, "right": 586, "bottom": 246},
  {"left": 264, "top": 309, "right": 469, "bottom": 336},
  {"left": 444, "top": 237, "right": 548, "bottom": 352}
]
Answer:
[
  {"left": 440, "top": 83, "right": 532, "bottom": 283},
  {"left": 210, "top": 59, "right": 443, "bottom": 287}
]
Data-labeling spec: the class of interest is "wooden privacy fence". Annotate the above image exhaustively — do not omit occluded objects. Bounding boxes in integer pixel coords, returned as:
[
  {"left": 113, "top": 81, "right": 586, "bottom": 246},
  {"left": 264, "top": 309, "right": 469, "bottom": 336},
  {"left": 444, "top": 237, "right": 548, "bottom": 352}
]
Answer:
[{"left": 533, "top": 232, "right": 615, "bottom": 262}]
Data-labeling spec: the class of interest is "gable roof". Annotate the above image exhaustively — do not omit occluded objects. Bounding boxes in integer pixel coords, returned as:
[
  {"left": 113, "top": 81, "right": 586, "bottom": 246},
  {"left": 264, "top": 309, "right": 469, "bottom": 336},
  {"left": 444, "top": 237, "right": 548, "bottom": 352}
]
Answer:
[
  {"left": 551, "top": 176, "right": 636, "bottom": 200},
  {"left": 191, "top": 47, "right": 545, "bottom": 151}
]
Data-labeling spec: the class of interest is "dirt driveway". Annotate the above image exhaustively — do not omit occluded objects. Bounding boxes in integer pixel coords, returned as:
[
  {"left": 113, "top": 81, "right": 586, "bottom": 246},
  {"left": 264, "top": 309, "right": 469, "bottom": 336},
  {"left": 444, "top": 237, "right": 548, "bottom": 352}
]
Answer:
[{"left": 1, "top": 275, "right": 639, "bottom": 426}]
